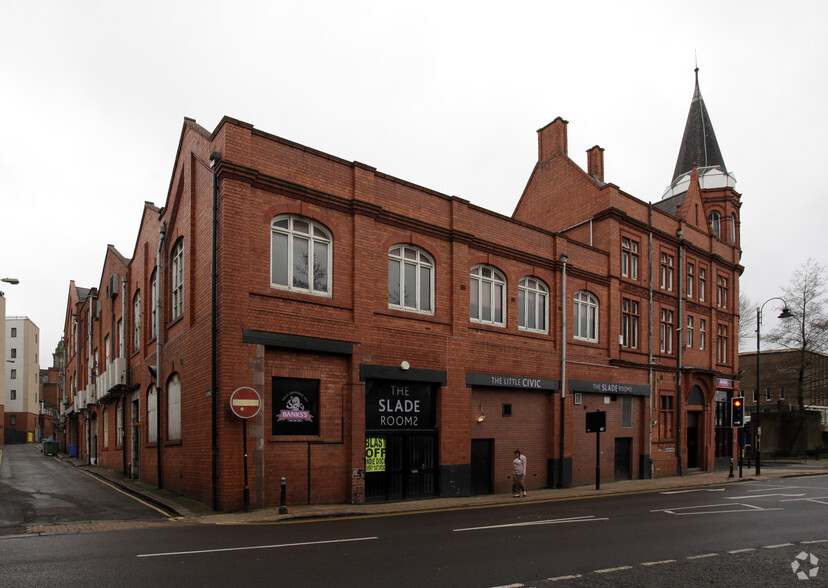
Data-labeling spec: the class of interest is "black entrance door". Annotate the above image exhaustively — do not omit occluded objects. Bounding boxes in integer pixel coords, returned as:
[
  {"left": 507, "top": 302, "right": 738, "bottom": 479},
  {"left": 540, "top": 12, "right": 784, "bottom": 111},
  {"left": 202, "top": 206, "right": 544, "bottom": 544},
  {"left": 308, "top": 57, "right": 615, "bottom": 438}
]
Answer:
[
  {"left": 687, "top": 411, "right": 700, "bottom": 468},
  {"left": 366, "top": 432, "right": 437, "bottom": 501},
  {"left": 470, "top": 439, "right": 493, "bottom": 495},
  {"left": 614, "top": 437, "right": 632, "bottom": 481}
]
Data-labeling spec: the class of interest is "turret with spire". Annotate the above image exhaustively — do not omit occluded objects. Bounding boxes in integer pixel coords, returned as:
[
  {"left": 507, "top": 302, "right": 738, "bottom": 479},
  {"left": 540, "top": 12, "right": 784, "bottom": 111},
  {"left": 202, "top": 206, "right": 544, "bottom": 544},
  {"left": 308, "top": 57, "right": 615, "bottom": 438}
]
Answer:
[{"left": 662, "top": 67, "right": 737, "bottom": 199}]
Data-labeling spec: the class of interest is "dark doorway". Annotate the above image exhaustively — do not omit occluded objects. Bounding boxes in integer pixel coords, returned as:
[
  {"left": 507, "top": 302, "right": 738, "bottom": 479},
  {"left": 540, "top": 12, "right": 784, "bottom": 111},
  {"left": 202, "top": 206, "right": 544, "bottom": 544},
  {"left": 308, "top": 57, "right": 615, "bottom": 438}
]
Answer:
[
  {"left": 365, "top": 432, "right": 438, "bottom": 502},
  {"left": 687, "top": 411, "right": 700, "bottom": 468},
  {"left": 470, "top": 439, "right": 493, "bottom": 495},
  {"left": 614, "top": 437, "right": 632, "bottom": 481}
]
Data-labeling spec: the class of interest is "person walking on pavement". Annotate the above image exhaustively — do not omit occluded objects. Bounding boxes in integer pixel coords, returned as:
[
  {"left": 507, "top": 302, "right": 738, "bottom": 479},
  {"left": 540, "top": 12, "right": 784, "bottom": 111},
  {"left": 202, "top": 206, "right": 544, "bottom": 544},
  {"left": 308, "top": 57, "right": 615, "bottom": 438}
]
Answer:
[{"left": 513, "top": 449, "right": 527, "bottom": 497}]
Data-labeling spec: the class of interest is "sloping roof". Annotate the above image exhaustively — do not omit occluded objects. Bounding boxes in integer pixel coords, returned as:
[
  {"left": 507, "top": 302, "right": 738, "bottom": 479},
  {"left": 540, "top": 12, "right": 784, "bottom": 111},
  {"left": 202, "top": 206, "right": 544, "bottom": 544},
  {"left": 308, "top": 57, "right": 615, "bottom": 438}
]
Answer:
[{"left": 671, "top": 68, "right": 727, "bottom": 183}]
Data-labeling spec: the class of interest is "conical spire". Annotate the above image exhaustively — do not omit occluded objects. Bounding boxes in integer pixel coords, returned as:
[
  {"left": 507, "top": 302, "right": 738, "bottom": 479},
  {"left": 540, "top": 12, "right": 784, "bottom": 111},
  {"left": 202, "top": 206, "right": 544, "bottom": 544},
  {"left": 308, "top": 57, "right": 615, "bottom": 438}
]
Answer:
[{"left": 671, "top": 68, "right": 727, "bottom": 183}]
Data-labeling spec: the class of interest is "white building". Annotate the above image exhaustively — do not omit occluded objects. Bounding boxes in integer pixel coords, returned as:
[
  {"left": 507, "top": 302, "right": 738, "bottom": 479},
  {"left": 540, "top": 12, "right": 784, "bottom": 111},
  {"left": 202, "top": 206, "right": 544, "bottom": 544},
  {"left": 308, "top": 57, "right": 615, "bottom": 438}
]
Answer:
[{"left": 5, "top": 316, "right": 40, "bottom": 443}]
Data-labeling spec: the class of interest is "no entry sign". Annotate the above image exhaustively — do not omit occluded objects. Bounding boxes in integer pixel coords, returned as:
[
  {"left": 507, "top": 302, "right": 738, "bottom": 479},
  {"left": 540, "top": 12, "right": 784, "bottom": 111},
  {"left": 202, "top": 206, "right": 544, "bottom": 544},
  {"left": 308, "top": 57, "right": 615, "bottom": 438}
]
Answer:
[{"left": 230, "top": 387, "right": 262, "bottom": 419}]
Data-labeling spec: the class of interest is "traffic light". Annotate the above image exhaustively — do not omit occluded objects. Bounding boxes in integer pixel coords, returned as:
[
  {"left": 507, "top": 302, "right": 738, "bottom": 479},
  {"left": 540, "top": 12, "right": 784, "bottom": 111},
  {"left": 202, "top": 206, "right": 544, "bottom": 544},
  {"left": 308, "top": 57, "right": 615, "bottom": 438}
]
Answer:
[{"left": 731, "top": 397, "right": 745, "bottom": 427}]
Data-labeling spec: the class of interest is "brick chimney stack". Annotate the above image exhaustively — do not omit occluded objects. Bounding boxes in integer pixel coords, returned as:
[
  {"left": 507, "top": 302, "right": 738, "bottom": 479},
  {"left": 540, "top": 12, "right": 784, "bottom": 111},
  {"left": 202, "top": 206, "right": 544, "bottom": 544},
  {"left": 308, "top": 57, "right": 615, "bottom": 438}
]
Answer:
[
  {"left": 587, "top": 145, "right": 605, "bottom": 182},
  {"left": 537, "top": 117, "right": 568, "bottom": 162}
]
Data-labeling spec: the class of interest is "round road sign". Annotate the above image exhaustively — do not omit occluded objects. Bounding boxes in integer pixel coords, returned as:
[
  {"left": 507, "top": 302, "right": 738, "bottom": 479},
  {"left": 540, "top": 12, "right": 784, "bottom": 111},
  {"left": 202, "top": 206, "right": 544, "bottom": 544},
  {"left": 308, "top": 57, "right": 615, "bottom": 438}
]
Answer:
[{"left": 230, "top": 387, "right": 262, "bottom": 419}]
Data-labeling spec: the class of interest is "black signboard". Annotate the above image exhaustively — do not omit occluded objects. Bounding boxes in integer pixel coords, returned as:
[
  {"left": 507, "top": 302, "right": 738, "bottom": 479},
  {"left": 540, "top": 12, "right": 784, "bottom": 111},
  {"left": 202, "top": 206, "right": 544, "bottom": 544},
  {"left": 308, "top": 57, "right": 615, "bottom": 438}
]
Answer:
[
  {"left": 366, "top": 380, "right": 435, "bottom": 430},
  {"left": 272, "top": 377, "right": 320, "bottom": 436},
  {"left": 586, "top": 410, "right": 606, "bottom": 433}
]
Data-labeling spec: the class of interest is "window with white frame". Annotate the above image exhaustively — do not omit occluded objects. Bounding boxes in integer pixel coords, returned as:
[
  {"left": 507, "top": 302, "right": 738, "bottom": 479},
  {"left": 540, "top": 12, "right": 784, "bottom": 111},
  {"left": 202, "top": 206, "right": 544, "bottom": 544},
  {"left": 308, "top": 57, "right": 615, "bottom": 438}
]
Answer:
[
  {"left": 167, "top": 373, "right": 181, "bottom": 441},
  {"left": 148, "top": 385, "right": 158, "bottom": 443},
  {"left": 116, "top": 403, "right": 123, "bottom": 446},
  {"left": 717, "top": 275, "right": 728, "bottom": 309},
  {"left": 519, "top": 276, "right": 549, "bottom": 333},
  {"left": 687, "top": 316, "right": 694, "bottom": 348},
  {"left": 171, "top": 240, "right": 184, "bottom": 319},
  {"left": 717, "top": 324, "right": 728, "bottom": 363},
  {"left": 388, "top": 245, "right": 434, "bottom": 313},
  {"left": 271, "top": 215, "right": 332, "bottom": 296},
  {"left": 573, "top": 290, "right": 599, "bottom": 342},
  {"left": 699, "top": 318, "right": 707, "bottom": 350},
  {"left": 133, "top": 291, "right": 141, "bottom": 352},
  {"left": 686, "top": 262, "right": 694, "bottom": 299},
  {"left": 621, "top": 298, "right": 639, "bottom": 348},
  {"left": 708, "top": 211, "right": 721, "bottom": 238},
  {"left": 660, "top": 308, "right": 674, "bottom": 354},
  {"left": 150, "top": 268, "right": 158, "bottom": 339},
  {"left": 470, "top": 265, "right": 506, "bottom": 326},
  {"left": 103, "top": 407, "right": 109, "bottom": 447},
  {"left": 699, "top": 267, "right": 707, "bottom": 302},
  {"left": 730, "top": 213, "right": 737, "bottom": 242},
  {"left": 660, "top": 252, "right": 674, "bottom": 291},
  {"left": 621, "top": 237, "right": 639, "bottom": 279}
]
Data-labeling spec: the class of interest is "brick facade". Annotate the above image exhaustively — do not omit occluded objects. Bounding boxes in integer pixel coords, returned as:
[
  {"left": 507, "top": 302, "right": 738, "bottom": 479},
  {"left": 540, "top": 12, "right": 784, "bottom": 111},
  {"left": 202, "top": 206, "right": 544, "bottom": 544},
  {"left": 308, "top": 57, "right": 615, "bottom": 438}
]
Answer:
[{"left": 62, "top": 97, "right": 743, "bottom": 511}]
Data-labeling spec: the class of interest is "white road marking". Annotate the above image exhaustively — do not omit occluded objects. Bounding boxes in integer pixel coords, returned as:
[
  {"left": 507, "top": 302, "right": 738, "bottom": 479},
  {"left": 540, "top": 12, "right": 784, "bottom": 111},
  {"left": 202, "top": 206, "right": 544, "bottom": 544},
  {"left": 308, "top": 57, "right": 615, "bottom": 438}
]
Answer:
[
  {"left": 594, "top": 566, "right": 633, "bottom": 574},
  {"left": 454, "top": 515, "right": 607, "bottom": 532},
  {"left": 803, "top": 539, "right": 828, "bottom": 544},
  {"left": 660, "top": 488, "right": 726, "bottom": 494},
  {"left": 725, "top": 493, "right": 805, "bottom": 499},
  {"left": 137, "top": 536, "right": 378, "bottom": 558},
  {"left": 763, "top": 543, "right": 795, "bottom": 549},
  {"left": 652, "top": 503, "right": 782, "bottom": 516},
  {"left": 546, "top": 575, "right": 583, "bottom": 582},
  {"left": 727, "top": 548, "right": 756, "bottom": 554},
  {"left": 687, "top": 553, "right": 718, "bottom": 559},
  {"left": 641, "top": 559, "right": 676, "bottom": 566}
]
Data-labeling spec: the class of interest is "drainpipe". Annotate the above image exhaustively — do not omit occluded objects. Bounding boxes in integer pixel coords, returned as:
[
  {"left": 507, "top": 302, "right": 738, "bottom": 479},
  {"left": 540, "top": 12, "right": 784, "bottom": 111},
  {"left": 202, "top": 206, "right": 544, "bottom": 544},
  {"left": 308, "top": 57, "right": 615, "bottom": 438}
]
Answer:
[
  {"left": 559, "top": 254, "right": 568, "bottom": 488},
  {"left": 648, "top": 204, "right": 654, "bottom": 479},
  {"left": 88, "top": 291, "right": 96, "bottom": 464},
  {"left": 210, "top": 151, "right": 221, "bottom": 511},
  {"left": 156, "top": 222, "right": 166, "bottom": 489},
  {"left": 676, "top": 229, "right": 684, "bottom": 476},
  {"left": 122, "top": 272, "right": 129, "bottom": 477}
]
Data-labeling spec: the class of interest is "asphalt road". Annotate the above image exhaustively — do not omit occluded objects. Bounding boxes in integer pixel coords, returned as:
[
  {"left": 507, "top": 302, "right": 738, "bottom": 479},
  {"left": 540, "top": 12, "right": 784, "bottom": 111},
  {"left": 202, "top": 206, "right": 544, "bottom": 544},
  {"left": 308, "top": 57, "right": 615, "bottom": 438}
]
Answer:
[
  {"left": 1, "top": 448, "right": 826, "bottom": 587},
  {"left": 0, "top": 444, "right": 170, "bottom": 536}
]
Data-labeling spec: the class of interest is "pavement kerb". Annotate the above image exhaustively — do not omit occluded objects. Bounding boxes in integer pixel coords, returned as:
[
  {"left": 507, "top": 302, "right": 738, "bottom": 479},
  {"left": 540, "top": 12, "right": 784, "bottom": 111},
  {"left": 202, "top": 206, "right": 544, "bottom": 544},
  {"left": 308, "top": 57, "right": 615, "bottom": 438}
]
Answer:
[{"left": 48, "top": 448, "right": 828, "bottom": 526}]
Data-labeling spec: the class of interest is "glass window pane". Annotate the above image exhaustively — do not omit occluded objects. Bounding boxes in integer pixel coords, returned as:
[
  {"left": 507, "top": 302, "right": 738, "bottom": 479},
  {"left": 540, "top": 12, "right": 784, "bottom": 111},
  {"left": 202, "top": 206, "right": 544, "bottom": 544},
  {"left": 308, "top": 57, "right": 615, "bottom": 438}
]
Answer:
[
  {"left": 470, "top": 279, "right": 479, "bottom": 319},
  {"left": 293, "top": 236, "right": 309, "bottom": 289},
  {"left": 404, "top": 247, "right": 417, "bottom": 260},
  {"left": 313, "top": 241, "right": 328, "bottom": 292},
  {"left": 271, "top": 232, "right": 288, "bottom": 285},
  {"left": 404, "top": 262, "right": 416, "bottom": 307},
  {"left": 494, "top": 283, "right": 503, "bottom": 323},
  {"left": 273, "top": 218, "right": 289, "bottom": 229},
  {"left": 482, "top": 281, "right": 492, "bottom": 322},
  {"left": 419, "top": 266, "right": 431, "bottom": 311},
  {"left": 518, "top": 289, "right": 526, "bottom": 327},
  {"left": 528, "top": 291, "right": 536, "bottom": 328},
  {"left": 293, "top": 220, "right": 309, "bottom": 234},
  {"left": 538, "top": 292, "right": 546, "bottom": 330},
  {"left": 389, "top": 259, "right": 400, "bottom": 305}
]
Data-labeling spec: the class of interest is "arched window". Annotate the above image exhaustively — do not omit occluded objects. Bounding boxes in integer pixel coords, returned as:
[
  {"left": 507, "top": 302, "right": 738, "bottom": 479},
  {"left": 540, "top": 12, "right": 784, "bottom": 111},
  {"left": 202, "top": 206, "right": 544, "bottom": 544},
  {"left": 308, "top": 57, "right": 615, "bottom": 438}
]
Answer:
[
  {"left": 132, "top": 291, "right": 141, "bottom": 352},
  {"left": 167, "top": 374, "right": 181, "bottom": 441},
  {"left": 519, "top": 276, "right": 548, "bottom": 333},
  {"left": 470, "top": 264, "right": 506, "bottom": 326},
  {"left": 271, "top": 215, "right": 332, "bottom": 296},
  {"left": 171, "top": 240, "right": 184, "bottom": 319},
  {"left": 573, "top": 290, "right": 598, "bottom": 342},
  {"left": 150, "top": 268, "right": 158, "bottom": 339},
  {"left": 730, "top": 213, "right": 737, "bottom": 243},
  {"left": 388, "top": 245, "right": 434, "bottom": 313},
  {"left": 148, "top": 385, "right": 158, "bottom": 443},
  {"left": 708, "top": 211, "right": 721, "bottom": 239}
]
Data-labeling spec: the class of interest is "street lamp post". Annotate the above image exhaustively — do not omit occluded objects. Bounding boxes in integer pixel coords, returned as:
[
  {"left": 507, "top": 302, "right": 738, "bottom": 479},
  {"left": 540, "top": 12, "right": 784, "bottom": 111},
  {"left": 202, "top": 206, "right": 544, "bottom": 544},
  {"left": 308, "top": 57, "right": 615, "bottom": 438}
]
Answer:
[{"left": 755, "top": 297, "right": 793, "bottom": 475}]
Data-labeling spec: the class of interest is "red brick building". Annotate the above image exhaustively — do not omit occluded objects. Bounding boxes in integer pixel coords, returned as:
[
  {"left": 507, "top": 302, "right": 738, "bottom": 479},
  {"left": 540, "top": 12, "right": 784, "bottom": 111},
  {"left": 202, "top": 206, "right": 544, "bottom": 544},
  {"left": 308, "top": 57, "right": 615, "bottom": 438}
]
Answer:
[{"left": 61, "top": 71, "right": 743, "bottom": 511}]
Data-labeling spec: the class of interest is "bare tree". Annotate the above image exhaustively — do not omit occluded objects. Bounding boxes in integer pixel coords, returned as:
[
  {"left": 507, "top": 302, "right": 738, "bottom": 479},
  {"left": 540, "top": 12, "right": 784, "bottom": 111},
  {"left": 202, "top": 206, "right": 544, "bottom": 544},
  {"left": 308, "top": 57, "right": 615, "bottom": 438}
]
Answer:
[
  {"left": 765, "top": 258, "right": 828, "bottom": 412},
  {"left": 738, "top": 292, "right": 756, "bottom": 348}
]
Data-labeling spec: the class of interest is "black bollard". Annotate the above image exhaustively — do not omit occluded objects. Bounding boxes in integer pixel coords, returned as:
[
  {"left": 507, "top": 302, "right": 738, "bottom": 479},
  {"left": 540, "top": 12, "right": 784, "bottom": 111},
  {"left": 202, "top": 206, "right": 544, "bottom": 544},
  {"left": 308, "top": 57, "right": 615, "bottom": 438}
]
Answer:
[
  {"left": 729, "top": 457, "right": 734, "bottom": 478},
  {"left": 279, "top": 477, "right": 289, "bottom": 514}
]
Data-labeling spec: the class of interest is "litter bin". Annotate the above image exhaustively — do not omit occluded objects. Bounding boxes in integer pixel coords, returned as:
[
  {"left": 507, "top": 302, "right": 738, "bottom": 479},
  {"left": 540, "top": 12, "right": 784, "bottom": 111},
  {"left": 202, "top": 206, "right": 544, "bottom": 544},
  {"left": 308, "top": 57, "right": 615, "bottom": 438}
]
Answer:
[
  {"left": 44, "top": 440, "right": 59, "bottom": 456},
  {"left": 69, "top": 444, "right": 78, "bottom": 457}
]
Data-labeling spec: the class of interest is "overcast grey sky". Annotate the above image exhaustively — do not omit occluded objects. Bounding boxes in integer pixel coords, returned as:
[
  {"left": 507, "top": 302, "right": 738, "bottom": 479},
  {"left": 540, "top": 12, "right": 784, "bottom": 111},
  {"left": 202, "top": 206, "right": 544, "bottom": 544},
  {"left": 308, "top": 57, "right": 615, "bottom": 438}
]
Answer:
[{"left": 2, "top": 1, "right": 826, "bottom": 365}]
